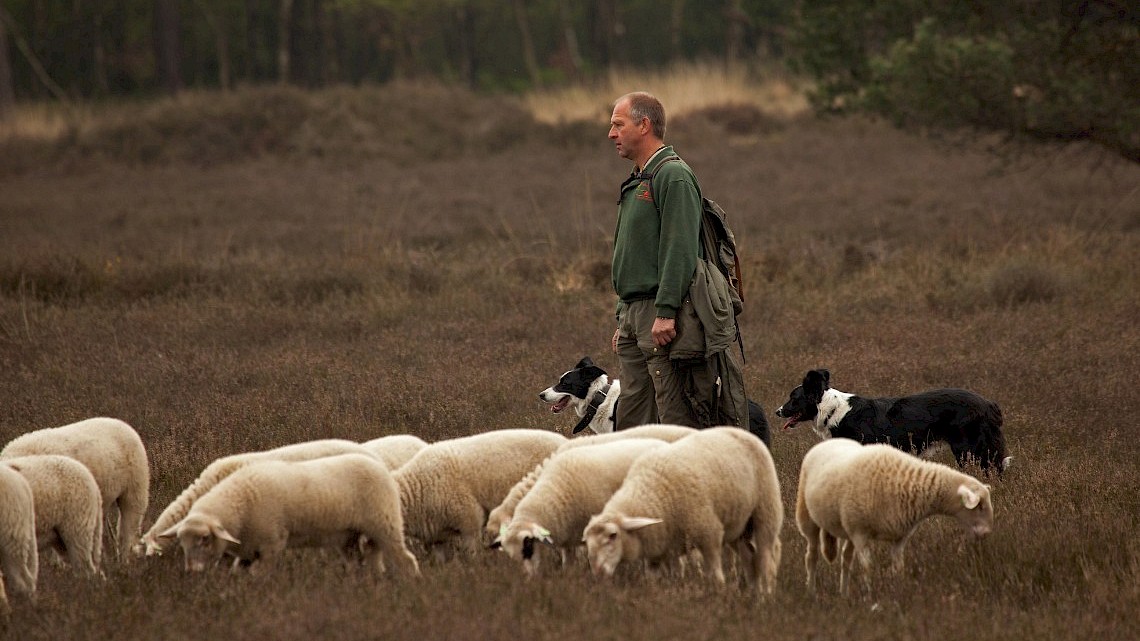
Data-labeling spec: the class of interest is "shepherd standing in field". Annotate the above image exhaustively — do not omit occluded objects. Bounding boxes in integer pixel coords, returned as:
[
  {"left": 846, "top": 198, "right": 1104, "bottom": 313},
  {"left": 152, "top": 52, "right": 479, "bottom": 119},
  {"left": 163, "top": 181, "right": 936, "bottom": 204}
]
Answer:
[{"left": 608, "top": 91, "right": 748, "bottom": 431}]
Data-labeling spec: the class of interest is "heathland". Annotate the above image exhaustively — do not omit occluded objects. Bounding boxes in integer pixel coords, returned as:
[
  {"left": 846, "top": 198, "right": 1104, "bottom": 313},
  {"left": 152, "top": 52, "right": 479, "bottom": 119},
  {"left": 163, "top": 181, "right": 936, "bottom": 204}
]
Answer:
[{"left": 0, "top": 74, "right": 1138, "bottom": 640}]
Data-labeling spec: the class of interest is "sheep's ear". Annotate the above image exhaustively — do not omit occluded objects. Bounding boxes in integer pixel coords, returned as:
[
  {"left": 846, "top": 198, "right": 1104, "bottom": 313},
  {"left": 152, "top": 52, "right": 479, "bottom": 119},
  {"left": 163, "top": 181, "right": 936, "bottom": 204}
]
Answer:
[
  {"left": 533, "top": 525, "right": 553, "bottom": 546},
  {"left": 157, "top": 523, "right": 182, "bottom": 541},
  {"left": 958, "top": 485, "right": 981, "bottom": 509},
  {"left": 489, "top": 523, "right": 507, "bottom": 550},
  {"left": 618, "top": 517, "right": 663, "bottom": 532},
  {"left": 212, "top": 524, "right": 241, "bottom": 545}
]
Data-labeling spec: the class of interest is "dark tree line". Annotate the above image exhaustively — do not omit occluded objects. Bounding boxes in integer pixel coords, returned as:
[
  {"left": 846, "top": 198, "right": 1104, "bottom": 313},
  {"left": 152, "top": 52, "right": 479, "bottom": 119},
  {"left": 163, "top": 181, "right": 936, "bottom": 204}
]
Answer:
[
  {"left": 794, "top": 0, "right": 1139, "bottom": 163},
  {"left": 0, "top": 1, "right": 1135, "bottom": 162},
  {"left": 0, "top": 0, "right": 784, "bottom": 101}
]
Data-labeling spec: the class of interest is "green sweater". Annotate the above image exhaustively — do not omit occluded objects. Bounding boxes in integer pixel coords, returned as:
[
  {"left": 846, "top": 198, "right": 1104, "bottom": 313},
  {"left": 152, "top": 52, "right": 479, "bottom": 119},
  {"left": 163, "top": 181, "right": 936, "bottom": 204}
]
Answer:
[{"left": 612, "top": 147, "right": 702, "bottom": 319}]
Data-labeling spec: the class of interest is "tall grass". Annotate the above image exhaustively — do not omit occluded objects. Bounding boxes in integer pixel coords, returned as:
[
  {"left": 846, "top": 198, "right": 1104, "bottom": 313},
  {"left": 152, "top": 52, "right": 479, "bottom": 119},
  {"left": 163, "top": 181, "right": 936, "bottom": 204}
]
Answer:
[
  {"left": 0, "top": 80, "right": 1137, "bottom": 640},
  {"left": 522, "top": 60, "right": 810, "bottom": 124}
]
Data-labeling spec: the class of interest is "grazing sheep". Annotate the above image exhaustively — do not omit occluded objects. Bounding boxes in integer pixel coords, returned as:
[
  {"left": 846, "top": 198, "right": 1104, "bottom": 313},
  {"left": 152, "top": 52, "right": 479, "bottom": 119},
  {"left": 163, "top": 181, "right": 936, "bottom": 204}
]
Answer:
[
  {"left": 394, "top": 429, "right": 566, "bottom": 557},
  {"left": 495, "top": 438, "right": 667, "bottom": 577},
  {"left": 583, "top": 427, "right": 782, "bottom": 595},
  {"left": 3, "top": 455, "right": 103, "bottom": 576},
  {"left": 0, "top": 465, "right": 37, "bottom": 612},
  {"left": 159, "top": 453, "right": 419, "bottom": 577},
  {"left": 485, "top": 424, "right": 697, "bottom": 541},
  {"left": 361, "top": 434, "right": 429, "bottom": 470},
  {"left": 795, "top": 438, "right": 994, "bottom": 596},
  {"left": 140, "top": 438, "right": 381, "bottom": 556},
  {"left": 2, "top": 417, "right": 149, "bottom": 561}
]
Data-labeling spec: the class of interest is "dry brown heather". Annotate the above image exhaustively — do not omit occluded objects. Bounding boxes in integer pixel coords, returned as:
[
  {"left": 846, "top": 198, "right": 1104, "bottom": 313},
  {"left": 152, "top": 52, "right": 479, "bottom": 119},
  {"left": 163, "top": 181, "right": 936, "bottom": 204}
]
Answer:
[{"left": 0, "top": 83, "right": 1138, "bottom": 640}]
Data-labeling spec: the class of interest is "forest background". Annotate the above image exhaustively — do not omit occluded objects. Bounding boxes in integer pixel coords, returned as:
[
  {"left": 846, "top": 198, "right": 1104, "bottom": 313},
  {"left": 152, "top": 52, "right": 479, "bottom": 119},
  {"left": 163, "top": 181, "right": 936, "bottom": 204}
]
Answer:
[{"left": 0, "top": 2, "right": 1138, "bottom": 640}]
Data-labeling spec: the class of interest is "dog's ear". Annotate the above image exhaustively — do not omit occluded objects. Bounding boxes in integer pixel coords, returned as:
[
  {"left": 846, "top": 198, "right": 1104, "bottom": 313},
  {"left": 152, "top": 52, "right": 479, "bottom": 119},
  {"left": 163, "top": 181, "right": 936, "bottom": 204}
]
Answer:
[
  {"left": 819, "top": 369, "right": 830, "bottom": 388},
  {"left": 575, "top": 356, "right": 596, "bottom": 369},
  {"left": 581, "top": 366, "right": 607, "bottom": 383},
  {"left": 804, "top": 370, "right": 829, "bottom": 395}
]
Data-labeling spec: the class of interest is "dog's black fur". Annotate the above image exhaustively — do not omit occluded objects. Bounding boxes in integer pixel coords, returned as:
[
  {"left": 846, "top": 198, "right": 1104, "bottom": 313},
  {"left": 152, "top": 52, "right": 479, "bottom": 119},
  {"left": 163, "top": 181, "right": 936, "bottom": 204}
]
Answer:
[
  {"left": 775, "top": 369, "right": 1009, "bottom": 475},
  {"left": 541, "top": 356, "right": 771, "bottom": 446}
]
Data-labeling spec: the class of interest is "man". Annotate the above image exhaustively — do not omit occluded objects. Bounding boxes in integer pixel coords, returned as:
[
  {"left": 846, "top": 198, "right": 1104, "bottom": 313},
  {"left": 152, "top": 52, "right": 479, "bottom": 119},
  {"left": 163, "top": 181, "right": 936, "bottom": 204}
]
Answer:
[{"left": 608, "top": 91, "right": 746, "bottom": 430}]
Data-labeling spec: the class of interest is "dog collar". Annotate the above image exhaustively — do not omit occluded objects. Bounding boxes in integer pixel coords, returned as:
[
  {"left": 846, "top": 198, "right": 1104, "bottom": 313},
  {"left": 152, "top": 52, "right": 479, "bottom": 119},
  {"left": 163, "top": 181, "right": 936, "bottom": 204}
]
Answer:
[{"left": 572, "top": 383, "right": 613, "bottom": 434}]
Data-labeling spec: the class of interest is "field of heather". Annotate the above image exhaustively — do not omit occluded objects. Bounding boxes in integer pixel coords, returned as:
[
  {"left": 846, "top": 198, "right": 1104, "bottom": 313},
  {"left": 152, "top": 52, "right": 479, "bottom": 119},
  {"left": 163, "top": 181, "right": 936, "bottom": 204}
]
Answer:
[{"left": 0, "top": 81, "right": 1137, "bottom": 640}]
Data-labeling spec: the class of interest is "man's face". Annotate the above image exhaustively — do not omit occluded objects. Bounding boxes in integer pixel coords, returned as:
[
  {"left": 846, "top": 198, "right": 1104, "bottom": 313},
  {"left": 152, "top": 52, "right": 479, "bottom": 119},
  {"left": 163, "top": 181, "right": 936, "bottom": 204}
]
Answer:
[{"left": 609, "top": 100, "right": 646, "bottom": 161}]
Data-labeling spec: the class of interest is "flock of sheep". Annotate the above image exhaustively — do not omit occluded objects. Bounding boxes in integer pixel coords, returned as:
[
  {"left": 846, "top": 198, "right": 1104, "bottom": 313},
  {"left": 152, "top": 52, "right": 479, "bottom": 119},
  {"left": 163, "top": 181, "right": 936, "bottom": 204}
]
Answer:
[{"left": 0, "top": 415, "right": 996, "bottom": 611}]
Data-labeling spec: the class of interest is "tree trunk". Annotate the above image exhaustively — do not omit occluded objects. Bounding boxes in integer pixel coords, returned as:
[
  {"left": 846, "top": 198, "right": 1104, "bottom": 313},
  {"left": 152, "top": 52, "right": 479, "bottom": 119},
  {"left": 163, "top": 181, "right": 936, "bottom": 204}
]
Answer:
[
  {"left": 555, "top": 0, "right": 583, "bottom": 81},
  {"left": 591, "top": 0, "right": 620, "bottom": 67},
  {"left": 670, "top": 0, "right": 685, "bottom": 61},
  {"left": 92, "top": 9, "right": 109, "bottom": 94},
  {"left": 153, "top": 0, "right": 183, "bottom": 94},
  {"left": 510, "top": 0, "right": 542, "bottom": 88},
  {"left": 277, "top": 0, "right": 294, "bottom": 84},
  {"left": 316, "top": 0, "right": 338, "bottom": 86},
  {"left": 724, "top": 0, "right": 748, "bottom": 70},
  {"left": 454, "top": 5, "right": 477, "bottom": 89},
  {"left": 0, "top": 13, "right": 14, "bottom": 121},
  {"left": 194, "top": 0, "right": 230, "bottom": 89},
  {"left": 244, "top": 0, "right": 257, "bottom": 82}
]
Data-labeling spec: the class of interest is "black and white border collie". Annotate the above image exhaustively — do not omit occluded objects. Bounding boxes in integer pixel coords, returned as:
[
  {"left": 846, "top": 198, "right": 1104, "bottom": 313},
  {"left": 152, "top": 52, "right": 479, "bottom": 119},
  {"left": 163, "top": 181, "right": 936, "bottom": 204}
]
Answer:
[
  {"left": 538, "top": 357, "right": 621, "bottom": 436},
  {"left": 539, "top": 356, "right": 771, "bottom": 446},
  {"left": 775, "top": 369, "right": 1011, "bottom": 475}
]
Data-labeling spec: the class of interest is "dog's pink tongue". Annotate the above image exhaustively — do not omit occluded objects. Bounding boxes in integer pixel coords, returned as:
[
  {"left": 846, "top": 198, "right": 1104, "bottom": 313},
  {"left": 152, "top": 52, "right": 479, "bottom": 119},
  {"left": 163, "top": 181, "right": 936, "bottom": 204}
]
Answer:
[
  {"left": 551, "top": 397, "right": 570, "bottom": 413},
  {"left": 782, "top": 415, "right": 800, "bottom": 431}
]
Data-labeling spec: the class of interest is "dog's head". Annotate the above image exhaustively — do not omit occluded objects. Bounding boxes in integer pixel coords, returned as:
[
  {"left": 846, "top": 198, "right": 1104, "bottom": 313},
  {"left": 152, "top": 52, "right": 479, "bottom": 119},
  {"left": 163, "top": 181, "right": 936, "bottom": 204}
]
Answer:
[
  {"left": 538, "top": 356, "right": 608, "bottom": 416},
  {"left": 775, "top": 369, "right": 830, "bottom": 430}
]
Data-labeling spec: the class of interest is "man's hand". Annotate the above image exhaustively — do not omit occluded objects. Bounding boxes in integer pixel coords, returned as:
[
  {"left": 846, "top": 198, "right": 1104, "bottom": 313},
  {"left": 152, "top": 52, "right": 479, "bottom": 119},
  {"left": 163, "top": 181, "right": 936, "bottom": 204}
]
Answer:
[
  {"left": 612, "top": 327, "right": 620, "bottom": 353},
  {"left": 651, "top": 317, "right": 676, "bottom": 347}
]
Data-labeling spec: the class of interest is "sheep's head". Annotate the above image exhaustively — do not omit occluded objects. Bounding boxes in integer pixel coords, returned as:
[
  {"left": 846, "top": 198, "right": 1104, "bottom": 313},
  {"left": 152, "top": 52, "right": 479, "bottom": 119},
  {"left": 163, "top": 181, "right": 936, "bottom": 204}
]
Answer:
[
  {"left": 583, "top": 513, "right": 661, "bottom": 577},
  {"left": 954, "top": 481, "right": 994, "bottom": 539},
  {"left": 485, "top": 506, "right": 510, "bottom": 543},
  {"left": 493, "top": 521, "right": 553, "bottom": 577},
  {"left": 159, "top": 514, "right": 241, "bottom": 572}
]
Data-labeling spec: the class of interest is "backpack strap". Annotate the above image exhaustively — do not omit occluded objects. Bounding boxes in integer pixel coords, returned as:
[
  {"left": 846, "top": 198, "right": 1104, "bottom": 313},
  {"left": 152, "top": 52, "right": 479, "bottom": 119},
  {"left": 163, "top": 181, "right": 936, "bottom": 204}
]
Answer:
[
  {"left": 638, "top": 155, "right": 679, "bottom": 207},
  {"left": 626, "top": 155, "right": 749, "bottom": 364}
]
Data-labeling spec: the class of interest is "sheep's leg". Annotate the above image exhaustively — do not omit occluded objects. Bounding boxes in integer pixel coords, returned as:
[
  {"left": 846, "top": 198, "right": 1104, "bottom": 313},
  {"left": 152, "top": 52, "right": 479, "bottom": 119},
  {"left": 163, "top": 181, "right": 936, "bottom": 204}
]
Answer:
[
  {"left": 838, "top": 539, "right": 856, "bottom": 595},
  {"left": 888, "top": 540, "right": 908, "bottom": 575},
  {"left": 1, "top": 541, "right": 37, "bottom": 600},
  {"left": 801, "top": 523, "right": 822, "bottom": 593},
  {"left": 850, "top": 535, "right": 874, "bottom": 598},
  {"left": 696, "top": 530, "right": 726, "bottom": 586},
  {"left": 117, "top": 490, "right": 148, "bottom": 562},
  {"left": 371, "top": 536, "right": 420, "bottom": 579},
  {"left": 755, "top": 537, "right": 780, "bottom": 596},
  {"left": 91, "top": 512, "right": 104, "bottom": 572}
]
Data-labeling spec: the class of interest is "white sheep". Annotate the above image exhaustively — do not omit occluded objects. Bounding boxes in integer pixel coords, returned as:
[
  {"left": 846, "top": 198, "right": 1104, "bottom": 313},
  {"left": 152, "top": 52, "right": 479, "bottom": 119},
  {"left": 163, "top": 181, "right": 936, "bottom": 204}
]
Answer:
[
  {"left": 484, "top": 424, "right": 697, "bottom": 541},
  {"left": 495, "top": 438, "right": 668, "bottom": 577},
  {"left": 583, "top": 427, "right": 783, "bottom": 595},
  {"left": 159, "top": 453, "right": 419, "bottom": 577},
  {"left": 3, "top": 455, "right": 103, "bottom": 576},
  {"left": 1, "top": 417, "right": 149, "bottom": 562},
  {"left": 394, "top": 429, "right": 566, "bottom": 557},
  {"left": 0, "top": 464, "right": 37, "bottom": 612},
  {"left": 795, "top": 438, "right": 994, "bottom": 596},
  {"left": 140, "top": 438, "right": 381, "bottom": 556},
  {"left": 360, "top": 434, "right": 429, "bottom": 470}
]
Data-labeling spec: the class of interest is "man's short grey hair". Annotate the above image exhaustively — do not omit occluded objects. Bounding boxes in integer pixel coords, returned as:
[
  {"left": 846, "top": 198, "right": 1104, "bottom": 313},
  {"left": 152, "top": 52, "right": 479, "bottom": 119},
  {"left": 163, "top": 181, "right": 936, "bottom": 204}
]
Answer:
[{"left": 618, "top": 92, "right": 666, "bottom": 139}]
